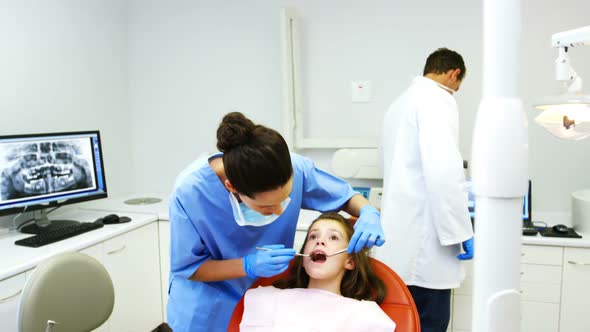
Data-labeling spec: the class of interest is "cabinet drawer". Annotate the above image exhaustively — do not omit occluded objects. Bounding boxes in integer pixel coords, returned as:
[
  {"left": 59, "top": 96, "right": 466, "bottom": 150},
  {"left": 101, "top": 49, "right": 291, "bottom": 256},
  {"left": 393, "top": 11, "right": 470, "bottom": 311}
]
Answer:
[
  {"left": 521, "top": 245, "right": 563, "bottom": 266},
  {"left": 0, "top": 272, "right": 27, "bottom": 332},
  {"left": 452, "top": 296, "right": 560, "bottom": 332},
  {"left": 560, "top": 247, "right": 590, "bottom": 331},
  {"left": 0, "top": 273, "right": 25, "bottom": 301},
  {"left": 564, "top": 246, "right": 590, "bottom": 264},
  {"left": 520, "top": 264, "right": 561, "bottom": 303},
  {"left": 521, "top": 301, "right": 559, "bottom": 332},
  {"left": 520, "top": 282, "right": 561, "bottom": 303},
  {"left": 520, "top": 264, "right": 561, "bottom": 284}
]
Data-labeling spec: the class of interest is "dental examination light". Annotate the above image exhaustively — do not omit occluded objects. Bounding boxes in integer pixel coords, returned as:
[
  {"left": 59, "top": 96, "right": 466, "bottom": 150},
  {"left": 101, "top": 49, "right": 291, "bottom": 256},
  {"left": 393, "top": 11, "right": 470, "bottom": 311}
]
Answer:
[{"left": 534, "top": 26, "right": 590, "bottom": 140}]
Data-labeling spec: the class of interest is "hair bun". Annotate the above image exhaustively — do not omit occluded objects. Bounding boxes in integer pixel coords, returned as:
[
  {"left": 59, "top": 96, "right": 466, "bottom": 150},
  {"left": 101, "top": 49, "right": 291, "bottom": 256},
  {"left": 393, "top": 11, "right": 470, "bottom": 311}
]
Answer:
[{"left": 216, "top": 112, "right": 256, "bottom": 152}]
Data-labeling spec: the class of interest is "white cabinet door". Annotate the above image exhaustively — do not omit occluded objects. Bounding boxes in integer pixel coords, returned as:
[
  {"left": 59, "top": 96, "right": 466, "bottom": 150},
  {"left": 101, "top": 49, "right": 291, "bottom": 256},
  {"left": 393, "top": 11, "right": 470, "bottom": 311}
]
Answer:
[
  {"left": 81, "top": 243, "right": 110, "bottom": 332},
  {"left": 560, "top": 247, "right": 590, "bottom": 332},
  {"left": 452, "top": 294, "right": 472, "bottom": 331},
  {"left": 521, "top": 301, "right": 559, "bottom": 332},
  {"left": 0, "top": 272, "right": 26, "bottom": 332},
  {"left": 102, "top": 222, "right": 163, "bottom": 332},
  {"left": 452, "top": 261, "right": 473, "bottom": 332},
  {"left": 447, "top": 292, "right": 453, "bottom": 332},
  {"left": 452, "top": 246, "right": 565, "bottom": 332},
  {"left": 158, "top": 220, "right": 170, "bottom": 322}
]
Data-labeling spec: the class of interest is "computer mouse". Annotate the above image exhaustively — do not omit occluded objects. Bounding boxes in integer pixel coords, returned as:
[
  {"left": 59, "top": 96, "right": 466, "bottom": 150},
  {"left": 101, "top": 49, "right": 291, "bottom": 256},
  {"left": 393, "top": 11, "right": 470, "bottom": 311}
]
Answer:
[
  {"left": 552, "top": 224, "right": 569, "bottom": 234},
  {"left": 102, "top": 214, "right": 132, "bottom": 224}
]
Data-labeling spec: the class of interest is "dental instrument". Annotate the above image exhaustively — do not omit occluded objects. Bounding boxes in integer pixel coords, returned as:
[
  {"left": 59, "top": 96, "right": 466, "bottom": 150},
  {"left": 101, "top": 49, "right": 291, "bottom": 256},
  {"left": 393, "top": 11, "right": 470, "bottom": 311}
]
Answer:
[{"left": 256, "top": 247, "right": 348, "bottom": 261}]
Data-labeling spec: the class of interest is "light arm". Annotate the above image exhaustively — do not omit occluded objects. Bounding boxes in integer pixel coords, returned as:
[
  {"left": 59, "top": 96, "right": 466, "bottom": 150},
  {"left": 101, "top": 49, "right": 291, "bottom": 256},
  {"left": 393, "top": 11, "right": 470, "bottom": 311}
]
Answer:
[
  {"left": 552, "top": 26, "right": 590, "bottom": 93},
  {"left": 555, "top": 47, "right": 582, "bottom": 93}
]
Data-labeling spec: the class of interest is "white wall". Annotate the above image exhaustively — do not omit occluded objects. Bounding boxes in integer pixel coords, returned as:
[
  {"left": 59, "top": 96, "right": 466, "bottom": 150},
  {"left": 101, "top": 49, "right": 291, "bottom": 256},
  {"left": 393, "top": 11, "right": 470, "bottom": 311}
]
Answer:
[
  {"left": 0, "top": 0, "right": 132, "bottom": 196},
  {"left": 295, "top": 0, "right": 482, "bottom": 148},
  {"left": 127, "top": 0, "right": 286, "bottom": 194},
  {"left": 521, "top": 0, "right": 590, "bottom": 213},
  {"left": 128, "top": 0, "right": 590, "bottom": 216},
  {"left": 1, "top": 1, "right": 588, "bottom": 220}
]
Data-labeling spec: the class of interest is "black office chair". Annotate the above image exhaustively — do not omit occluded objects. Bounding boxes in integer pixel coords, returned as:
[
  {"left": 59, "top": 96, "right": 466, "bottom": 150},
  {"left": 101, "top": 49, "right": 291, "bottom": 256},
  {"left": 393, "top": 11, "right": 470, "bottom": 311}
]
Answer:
[{"left": 17, "top": 252, "right": 115, "bottom": 332}]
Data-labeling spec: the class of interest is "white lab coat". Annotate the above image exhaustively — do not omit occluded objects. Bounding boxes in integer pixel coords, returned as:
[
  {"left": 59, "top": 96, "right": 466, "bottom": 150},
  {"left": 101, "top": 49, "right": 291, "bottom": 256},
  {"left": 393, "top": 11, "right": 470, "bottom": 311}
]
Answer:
[{"left": 376, "top": 76, "right": 473, "bottom": 289}]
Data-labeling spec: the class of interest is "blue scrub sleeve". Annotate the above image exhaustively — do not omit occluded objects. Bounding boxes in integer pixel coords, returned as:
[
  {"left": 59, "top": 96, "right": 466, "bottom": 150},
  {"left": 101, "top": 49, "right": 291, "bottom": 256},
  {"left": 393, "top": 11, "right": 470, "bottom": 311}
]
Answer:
[
  {"left": 299, "top": 157, "right": 356, "bottom": 212},
  {"left": 169, "top": 194, "right": 210, "bottom": 280}
]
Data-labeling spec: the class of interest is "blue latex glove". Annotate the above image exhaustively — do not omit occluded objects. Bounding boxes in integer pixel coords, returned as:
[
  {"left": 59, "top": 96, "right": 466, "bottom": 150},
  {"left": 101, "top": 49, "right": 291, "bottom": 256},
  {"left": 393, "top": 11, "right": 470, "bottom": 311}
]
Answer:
[
  {"left": 457, "top": 237, "right": 474, "bottom": 260},
  {"left": 243, "top": 244, "right": 296, "bottom": 279},
  {"left": 347, "top": 205, "right": 386, "bottom": 254}
]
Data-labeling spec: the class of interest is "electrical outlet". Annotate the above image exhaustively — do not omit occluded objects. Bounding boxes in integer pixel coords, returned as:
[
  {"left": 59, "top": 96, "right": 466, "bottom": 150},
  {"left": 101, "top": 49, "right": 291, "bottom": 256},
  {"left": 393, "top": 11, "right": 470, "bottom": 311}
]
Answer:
[{"left": 351, "top": 81, "right": 371, "bottom": 103}]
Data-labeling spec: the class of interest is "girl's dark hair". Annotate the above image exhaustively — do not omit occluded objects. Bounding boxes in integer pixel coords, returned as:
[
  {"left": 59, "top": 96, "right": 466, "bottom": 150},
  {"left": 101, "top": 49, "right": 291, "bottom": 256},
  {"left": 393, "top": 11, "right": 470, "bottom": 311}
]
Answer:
[
  {"left": 273, "top": 212, "right": 387, "bottom": 304},
  {"left": 216, "top": 112, "right": 293, "bottom": 198},
  {"left": 423, "top": 47, "right": 466, "bottom": 81}
]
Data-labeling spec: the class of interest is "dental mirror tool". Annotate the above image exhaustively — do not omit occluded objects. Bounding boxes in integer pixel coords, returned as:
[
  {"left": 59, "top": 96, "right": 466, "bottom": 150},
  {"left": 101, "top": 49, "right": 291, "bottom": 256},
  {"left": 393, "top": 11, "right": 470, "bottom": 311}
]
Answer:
[{"left": 255, "top": 247, "right": 348, "bottom": 262}]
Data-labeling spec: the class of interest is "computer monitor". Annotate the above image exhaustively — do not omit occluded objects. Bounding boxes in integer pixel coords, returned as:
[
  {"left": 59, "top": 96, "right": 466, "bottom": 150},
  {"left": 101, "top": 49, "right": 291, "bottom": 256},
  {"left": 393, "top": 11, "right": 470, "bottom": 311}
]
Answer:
[
  {"left": 0, "top": 131, "right": 107, "bottom": 234},
  {"left": 467, "top": 180, "right": 532, "bottom": 224}
]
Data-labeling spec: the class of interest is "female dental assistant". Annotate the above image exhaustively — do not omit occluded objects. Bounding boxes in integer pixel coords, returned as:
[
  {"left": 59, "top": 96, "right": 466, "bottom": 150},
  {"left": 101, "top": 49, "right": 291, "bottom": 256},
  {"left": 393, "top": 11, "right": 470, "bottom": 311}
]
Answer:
[{"left": 167, "top": 112, "right": 385, "bottom": 331}]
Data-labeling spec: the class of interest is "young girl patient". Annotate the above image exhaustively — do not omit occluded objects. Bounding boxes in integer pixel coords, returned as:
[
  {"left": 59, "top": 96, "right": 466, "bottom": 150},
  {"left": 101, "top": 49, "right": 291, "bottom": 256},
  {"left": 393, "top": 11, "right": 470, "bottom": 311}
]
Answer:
[{"left": 240, "top": 212, "right": 396, "bottom": 331}]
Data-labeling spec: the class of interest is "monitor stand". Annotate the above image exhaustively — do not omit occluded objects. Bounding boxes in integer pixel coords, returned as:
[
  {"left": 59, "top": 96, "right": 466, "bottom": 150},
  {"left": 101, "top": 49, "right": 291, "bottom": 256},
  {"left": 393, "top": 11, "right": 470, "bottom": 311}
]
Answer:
[
  {"left": 522, "top": 219, "right": 538, "bottom": 236},
  {"left": 19, "top": 209, "right": 79, "bottom": 235}
]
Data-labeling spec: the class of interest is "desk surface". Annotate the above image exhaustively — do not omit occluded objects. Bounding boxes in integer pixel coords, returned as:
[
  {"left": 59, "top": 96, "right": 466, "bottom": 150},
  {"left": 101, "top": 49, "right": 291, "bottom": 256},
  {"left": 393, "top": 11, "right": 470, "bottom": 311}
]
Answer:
[
  {"left": 78, "top": 193, "right": 170, "bottom": 220},
  {"left": 0, "top": 208, "right": 157, "bottom": 281},
  {"left": 522, "top": 232, "right": 590, "bottom": 247}
]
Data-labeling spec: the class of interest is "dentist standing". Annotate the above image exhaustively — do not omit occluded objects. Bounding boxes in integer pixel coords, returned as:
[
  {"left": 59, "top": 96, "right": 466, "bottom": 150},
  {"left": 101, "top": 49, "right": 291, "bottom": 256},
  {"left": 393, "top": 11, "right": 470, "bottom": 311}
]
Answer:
[
  {"left": 377, "top": 48, "right": 474, "bottom": 332},
  {"left": 167, "top": 112, "right": 385, "bottom": 331}
]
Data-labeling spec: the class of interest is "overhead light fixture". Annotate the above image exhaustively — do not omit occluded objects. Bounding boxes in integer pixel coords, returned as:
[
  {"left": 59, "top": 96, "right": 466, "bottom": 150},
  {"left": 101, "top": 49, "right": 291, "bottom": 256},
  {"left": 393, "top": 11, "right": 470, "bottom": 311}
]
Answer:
[{"left": 534, "top": 25, "right": 590, "bottom": 140}]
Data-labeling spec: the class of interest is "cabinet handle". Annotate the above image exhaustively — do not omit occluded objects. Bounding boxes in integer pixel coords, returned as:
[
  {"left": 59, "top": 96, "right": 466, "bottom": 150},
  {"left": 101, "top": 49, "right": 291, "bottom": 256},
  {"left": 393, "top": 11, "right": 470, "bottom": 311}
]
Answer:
[
  {"left": 0, "top": 289, "right": 22, "bottom": 303},
  {"left": 107, "top": 245, "right": 127, "bottom": 255},
  {"left": 567, "top": 260, "right": 590, "bottom": 266}
]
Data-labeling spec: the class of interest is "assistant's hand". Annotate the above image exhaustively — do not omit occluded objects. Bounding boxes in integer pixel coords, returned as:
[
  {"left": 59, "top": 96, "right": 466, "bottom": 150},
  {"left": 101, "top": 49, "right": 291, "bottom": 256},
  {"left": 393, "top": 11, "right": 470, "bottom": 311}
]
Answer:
[
  {"left": 243, "top": 244, "right": 296, "bottom": 279},
  {"left": 348, "top": 205, "right": 386, "bottom": 254},
  {"left": 457, "top": 237, "right": 474, "bottom": 260}
]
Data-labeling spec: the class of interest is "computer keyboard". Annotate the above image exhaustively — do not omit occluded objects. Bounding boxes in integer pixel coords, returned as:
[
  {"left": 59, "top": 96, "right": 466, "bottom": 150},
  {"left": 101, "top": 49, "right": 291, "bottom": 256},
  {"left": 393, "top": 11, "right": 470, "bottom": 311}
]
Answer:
[{"left": 15, "top": 222, "right": 104, "bottom": 248}]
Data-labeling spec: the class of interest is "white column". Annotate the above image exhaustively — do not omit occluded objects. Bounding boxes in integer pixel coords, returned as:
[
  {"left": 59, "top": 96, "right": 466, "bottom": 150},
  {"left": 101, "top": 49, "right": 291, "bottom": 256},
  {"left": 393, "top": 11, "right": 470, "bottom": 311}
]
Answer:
[{"left": 470, "top": 0, "right": 529, "bottom": 331}]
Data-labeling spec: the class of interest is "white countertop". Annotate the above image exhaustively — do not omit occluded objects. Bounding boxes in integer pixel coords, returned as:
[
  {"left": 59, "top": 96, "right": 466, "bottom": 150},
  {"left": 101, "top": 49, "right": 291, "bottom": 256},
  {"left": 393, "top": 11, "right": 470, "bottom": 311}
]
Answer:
[
  {"left": 78, "top": 193, "right": 170, "bottom": 220},
  {"left": 84, "top": 195, "right": 590, "bottom": 248},
  {"left": 296, "top": 210, "right": 590, "bottom": 248},
  {"left": 80, "top": 193, "right": 316, "bottom": 228},
  {"left": 4, "top": 193, "right": 586, "bottom": 282},
  {"left": 0, "top": 208, "right": 157, "bottom": 281},
  {"left": 522, "top": 231, "right": 590, "bottom": 247}
]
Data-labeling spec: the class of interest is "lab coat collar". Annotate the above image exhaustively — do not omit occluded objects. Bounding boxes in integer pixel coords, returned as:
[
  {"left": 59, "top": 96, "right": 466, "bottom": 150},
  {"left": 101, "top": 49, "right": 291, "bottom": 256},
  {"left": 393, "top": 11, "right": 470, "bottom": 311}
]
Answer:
[{"left": 412, "top": 76, "right": 457, "bottom": 104}]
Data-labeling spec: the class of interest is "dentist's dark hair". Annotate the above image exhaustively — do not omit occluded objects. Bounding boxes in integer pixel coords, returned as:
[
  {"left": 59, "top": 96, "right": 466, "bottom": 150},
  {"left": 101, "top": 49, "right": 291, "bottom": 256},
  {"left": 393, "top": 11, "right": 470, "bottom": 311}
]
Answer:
[
  {"left": 273, "top": 212, "right": 386, "bottom": 304},
  {"left": 216, "top": 112, "right": 293, "bottom": 198},
  {"left": 423, "top": 47, "right": 466, "bottom": 81}
]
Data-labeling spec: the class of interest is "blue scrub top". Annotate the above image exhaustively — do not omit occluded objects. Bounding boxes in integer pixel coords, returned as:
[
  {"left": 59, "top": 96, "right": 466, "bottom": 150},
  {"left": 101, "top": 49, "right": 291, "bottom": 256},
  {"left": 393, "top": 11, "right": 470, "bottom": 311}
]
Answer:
[{"left": 167, "top": 153, "right": 356, "bottom": 331}]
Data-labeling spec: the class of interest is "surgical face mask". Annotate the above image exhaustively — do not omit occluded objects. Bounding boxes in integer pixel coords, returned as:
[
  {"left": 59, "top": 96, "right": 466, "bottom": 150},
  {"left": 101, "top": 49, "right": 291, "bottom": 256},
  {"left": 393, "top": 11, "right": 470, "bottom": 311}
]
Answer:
[
  {"left": 229, "top": 193, "right": 291, "bottom": 227},
  {"left": 436, "top": 82, "right": 457, "bottom": 94}
]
